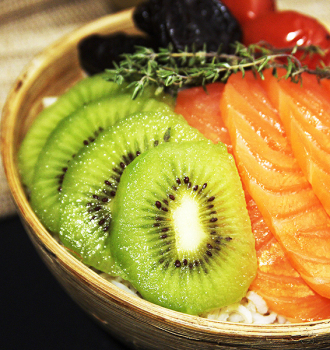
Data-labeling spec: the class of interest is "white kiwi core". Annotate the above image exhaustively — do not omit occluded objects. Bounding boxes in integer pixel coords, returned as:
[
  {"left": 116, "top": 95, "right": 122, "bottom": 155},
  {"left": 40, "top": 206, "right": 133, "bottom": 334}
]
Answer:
[{"left": 172, "top": 193, "right": 207, "bottom": 254}]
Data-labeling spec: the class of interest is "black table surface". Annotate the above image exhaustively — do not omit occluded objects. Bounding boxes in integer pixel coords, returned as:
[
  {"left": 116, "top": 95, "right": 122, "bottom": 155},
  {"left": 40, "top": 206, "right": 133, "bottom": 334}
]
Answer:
[{"left": 0, "top": 214, "right": 130, "bottom": 350}]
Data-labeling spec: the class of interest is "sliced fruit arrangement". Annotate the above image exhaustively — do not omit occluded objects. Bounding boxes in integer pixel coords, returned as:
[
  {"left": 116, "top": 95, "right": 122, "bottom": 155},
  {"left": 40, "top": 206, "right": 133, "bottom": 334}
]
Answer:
[
  {"left": 19, "top": 70, "right": 257, "bottom": 315},
  {"left": 19, "top": 73, "right": 127, "bottom": 188},
  {"left": 110, "top": 141, "right": 256, "bottom": 315},
  {"left": 59, "top": 112, "right": 206, "bottom": 274},
  {"left": 31, "top": 95, "right": 172, "bottom": 234},
  {"left": 175, "top": 82, "right": 330, "bottom": 321},
  {"left": 220, "top": 70, "right": 330, "bottom": 299}
]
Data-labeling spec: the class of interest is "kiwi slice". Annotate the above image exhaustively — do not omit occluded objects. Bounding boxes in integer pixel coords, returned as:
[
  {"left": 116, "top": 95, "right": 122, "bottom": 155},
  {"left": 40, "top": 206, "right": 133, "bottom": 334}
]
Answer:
[
  {"left": 59, "top": 111, "right": 206, "bottom": 274},
  {"left": 110, "top": 141, "right": 257, "bottom": 315},
  {"left": 18, "top": 73, "right": 129, "bottom": 189},
  {"left": 30, "top": 95, "right": 173, "bottom": 234}
]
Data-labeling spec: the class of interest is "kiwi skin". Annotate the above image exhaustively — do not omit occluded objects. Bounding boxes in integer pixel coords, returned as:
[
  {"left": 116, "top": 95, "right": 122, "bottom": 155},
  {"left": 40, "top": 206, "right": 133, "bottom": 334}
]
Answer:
[{"left": 109, "top": 141, "right": 257, "bottom": 315}]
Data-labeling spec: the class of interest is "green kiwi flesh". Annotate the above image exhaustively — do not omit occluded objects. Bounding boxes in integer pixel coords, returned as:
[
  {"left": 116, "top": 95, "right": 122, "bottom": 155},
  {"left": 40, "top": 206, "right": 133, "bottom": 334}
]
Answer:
[
  {"left": 19, "top": 73, "right": 129, "bottom": 189},
  {"left": 30, "top": 95, "right": 173, "bottom": 234},
  {"left": 109, "top": 141, "right": 257, "bottom": 315},
  {"left": 59, "top": 112, "right": 206, "bottom": 275}
]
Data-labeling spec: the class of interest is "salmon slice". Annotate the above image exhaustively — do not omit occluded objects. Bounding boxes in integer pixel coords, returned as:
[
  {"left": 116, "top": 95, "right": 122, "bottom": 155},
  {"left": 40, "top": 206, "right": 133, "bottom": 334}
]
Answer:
[
  {"left": 262, "top": 69, "right": 330, "bottom": 216},
  {"left": 175, "top": 80, "right": 330, "bottom": 320},
  {"left": 246, "top": 192, "right": 330, "bottom": 322},
  {"left": 174, "top": 83, "right": 232, "bottom": 151},
  {"left": 220, "top": 71, "right": 330, "bottom": 299}
]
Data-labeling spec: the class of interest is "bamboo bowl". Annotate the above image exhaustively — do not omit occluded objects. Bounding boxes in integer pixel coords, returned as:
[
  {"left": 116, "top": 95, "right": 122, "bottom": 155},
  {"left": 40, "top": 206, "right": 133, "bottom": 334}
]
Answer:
[{"left": 2, "top": 7, "right": 330, "bottom": 350}]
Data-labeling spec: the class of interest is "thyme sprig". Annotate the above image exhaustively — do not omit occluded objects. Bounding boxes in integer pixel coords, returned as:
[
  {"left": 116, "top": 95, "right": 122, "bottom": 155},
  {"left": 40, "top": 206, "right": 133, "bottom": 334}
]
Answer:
[{"left": 104, "top": 42, "right": 330, "bottom": 99}]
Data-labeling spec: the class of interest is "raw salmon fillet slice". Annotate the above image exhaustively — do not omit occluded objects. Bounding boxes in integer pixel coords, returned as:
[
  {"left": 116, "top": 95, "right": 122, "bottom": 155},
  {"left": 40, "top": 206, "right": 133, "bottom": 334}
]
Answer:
[
  {"left": 262, "top": 69, "right": 330, "bottom": 216},
  {"left": 174, "top": 83, "right": 232, "bottom": 151},
  {"left": 246, "top": 193, "right": 330, "bottom": 322},
  {"left": 220, "top": 71, "right": 330, "bottom": 299}
]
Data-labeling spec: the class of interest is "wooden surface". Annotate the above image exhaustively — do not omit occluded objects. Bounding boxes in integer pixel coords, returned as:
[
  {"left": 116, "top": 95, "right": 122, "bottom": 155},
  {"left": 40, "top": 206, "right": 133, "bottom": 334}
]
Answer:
[{"left": 2, "top": 5, "right": 330, "bottom": 350}]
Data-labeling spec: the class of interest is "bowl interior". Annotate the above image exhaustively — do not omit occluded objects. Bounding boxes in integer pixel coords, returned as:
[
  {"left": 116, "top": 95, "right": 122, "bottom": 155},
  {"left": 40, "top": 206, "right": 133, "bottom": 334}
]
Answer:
[{"left": 2, "top": 7, "right": 330, "bottom": 350}]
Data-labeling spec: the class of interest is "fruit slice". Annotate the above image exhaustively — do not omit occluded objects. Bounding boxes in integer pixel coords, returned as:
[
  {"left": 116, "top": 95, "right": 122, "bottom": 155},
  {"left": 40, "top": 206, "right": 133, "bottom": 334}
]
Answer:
[
  {"left": 110, "top": 141, "right": 256, "bottom": 315},
  {"left": 262, "top": 69, "right": 330, "bottom": 216},
  {"left": 174, "top": 83, "right": 231, "bottom": 149},
  {"left": 30, "top": 95, "right": 173, "bottom": 234},
  {"left": 59, "top": 112, "right": 206, "bottom": 274},
  {"left": 220, "top": 71, "right": 330, "bottom": 298},
  {"left": 18, "top": 73, "right": 128, "bottom": 189}
]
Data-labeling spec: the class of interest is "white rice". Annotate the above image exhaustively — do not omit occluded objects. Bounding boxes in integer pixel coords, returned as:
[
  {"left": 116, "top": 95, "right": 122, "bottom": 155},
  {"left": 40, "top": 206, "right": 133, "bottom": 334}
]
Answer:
[{"left": 100, "top": 273, "right": 289, "bottom": 324}]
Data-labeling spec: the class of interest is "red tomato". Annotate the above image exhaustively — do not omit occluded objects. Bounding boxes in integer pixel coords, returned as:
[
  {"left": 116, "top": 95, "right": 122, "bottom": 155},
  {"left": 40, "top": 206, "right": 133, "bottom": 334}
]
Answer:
[
  {"left": 243, "top": 11, "right": 330, "bottom": 68},
  {"left": 221, "top": 0, "right": 276, "bottom": 23}
]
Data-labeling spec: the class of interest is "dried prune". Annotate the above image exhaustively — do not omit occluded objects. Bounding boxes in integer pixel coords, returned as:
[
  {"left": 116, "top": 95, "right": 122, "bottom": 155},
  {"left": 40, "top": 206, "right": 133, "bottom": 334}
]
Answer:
[
  {"left": 78, "top": 0, "right": 242, "bottom": 75},
  {"left": 133, "top": 0, "right": 242, "bottom": 53},
  {"left": 78, "top": 33, "right": 156, "bottom": 75}
]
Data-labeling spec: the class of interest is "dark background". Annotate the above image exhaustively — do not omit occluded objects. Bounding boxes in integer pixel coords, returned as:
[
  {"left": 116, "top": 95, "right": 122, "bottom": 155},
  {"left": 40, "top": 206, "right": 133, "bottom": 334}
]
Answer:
[{"left": 0, "top": 215, "right": 130, "bottom": 350}]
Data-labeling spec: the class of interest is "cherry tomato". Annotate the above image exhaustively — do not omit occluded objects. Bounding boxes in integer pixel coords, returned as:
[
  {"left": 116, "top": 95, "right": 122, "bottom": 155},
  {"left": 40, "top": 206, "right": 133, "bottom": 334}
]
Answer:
[
  {"left": 221, "top": 0, "right": 276, "bottom": 23},
  {"left": 243, "top": 11, "right": 330, "bottom": 68}
]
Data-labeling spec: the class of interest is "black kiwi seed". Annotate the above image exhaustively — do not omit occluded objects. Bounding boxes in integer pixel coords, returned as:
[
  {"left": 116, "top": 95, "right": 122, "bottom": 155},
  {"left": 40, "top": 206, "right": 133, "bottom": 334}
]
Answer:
[
  {"left": 175, "top": 260, "right": 181, "bottom": 267},
  {"left": 143, "top": 175, "right": 233, "bottom": 271}
]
